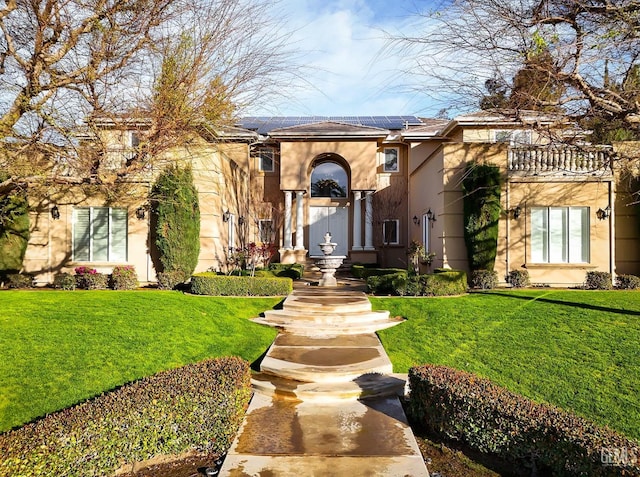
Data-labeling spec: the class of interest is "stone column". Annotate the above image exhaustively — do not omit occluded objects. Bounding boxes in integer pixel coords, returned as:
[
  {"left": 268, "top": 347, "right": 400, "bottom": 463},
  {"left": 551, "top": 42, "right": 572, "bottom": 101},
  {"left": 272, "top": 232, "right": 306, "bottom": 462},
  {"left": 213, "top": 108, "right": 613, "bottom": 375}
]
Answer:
[
  {"left": 283, "top": 190, "right": 293, "bottom": 250},
  {"left": 364, "top": 190, "right": 375, "bottom": 250},
  {"left": 294, "top": 190, "right": 305, "bottom": 250},
  {"left": 352, "top": 190, "right": 363, "bottom": 251}
]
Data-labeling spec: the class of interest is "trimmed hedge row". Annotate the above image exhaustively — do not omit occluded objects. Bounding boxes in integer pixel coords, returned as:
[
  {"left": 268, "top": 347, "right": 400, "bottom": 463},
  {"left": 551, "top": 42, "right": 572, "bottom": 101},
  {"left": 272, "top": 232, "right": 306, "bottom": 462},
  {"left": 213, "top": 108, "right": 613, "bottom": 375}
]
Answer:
[
  {"left": 351, "top": 264, "right": 404, "bottom": 279},
  {"left": 366, "top": 270, "right": 467, "bottom": 296},
  {"left": 191, "top": 272, "right": 293, "bottom": 296},
  {"left": 267, "top": 263, "right": 305, "bottom": 280},
  {"left": 408, "top": 365, "right": 640, "bottom": 476},
  {"left": 0, "top": 357, "right": 252, "bottom": 477}
]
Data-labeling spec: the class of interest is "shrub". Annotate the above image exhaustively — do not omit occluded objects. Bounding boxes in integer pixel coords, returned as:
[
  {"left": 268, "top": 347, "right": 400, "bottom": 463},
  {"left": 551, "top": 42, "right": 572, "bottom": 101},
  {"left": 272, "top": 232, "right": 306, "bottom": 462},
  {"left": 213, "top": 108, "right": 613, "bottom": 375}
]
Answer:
[
  {"left": 471, "top": 270, "right": 498, "bottom": 289},
  {"left": 268, "top": 263, "right": 304, "bottom": 280},
  {"left": 53, "top": 272, "right": 76, "bottom": 290},
  {"left": 422, "top": 270, "right": 467, "bottom": 296},
  {"left": 366, "top": 271, "right": 408, "bottom": 295},
  {"left": 74, "top": 267, "right": 108, "bottom": 290},
  {"left": 151, "top": 165, "right": 200, "bottom": 282},
  {"left": 408, "top": 365, "right": 640, "bottom": 477},
  {"left": 350, "top": 263, "right": 380, "bottom": 279},
  {"left": 0, "top": 188, "right": 30, "bottom": 274},
  {"left": 0, "top": 357, "right": 251, "bottom": 477},
  {"left": 191, "top": 273, "right": 293, "bottom": 296},
  {"left": 156, "top": 270, "right": 190, "bottom": 290},
  {"left": 585, "top": 271, "right": 613, "bottom": 290},
  {"left": 6, "top": 273, "right": 34, "bottom": 289},
  {"left": 508, "top": 269, "right": 530, "bottom": 288},
  {"left": 616, "top": 274, "right": 640, "bottom": 290},
  {"left": 110, "top": 265, "right": 138, "bottom": 290},
  {"left": 358, "top": 267, "right": 407, "bottom": 280}
]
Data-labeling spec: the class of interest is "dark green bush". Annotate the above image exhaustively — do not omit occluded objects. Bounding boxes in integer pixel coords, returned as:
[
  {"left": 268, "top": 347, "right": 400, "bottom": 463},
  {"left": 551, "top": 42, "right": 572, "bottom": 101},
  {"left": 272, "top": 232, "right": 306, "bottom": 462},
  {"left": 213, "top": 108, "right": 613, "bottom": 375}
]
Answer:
[
  {"left": 191, "top": 272, "right": 292, "bottom": 296},
  {"left": 422, "top": 270, "right": 467, "bottom": 296},
  {"left": 471, "top": 270, "right": 498, "bottom": 289},
  {"left": 366, "top": 271, "right": 408, "bottom": 295},
  {"left": 157, "top": 270, "right": 190, "bottom": 290},
  {"left": 508, "top": 269, "right": 530, "bottom": 288},
  {"left": 6, "top": 273, "right": 34, "bottom": 289},
  {"left": 110, "top": 265, "right": 138, "bottom": 290},
  {"left": 350, "top": 263, "right": 380, "bottom": 278},
  {"left": 616, "top": 274, "right": 640, "bottom": 290},
  {"left": 53, "top": 272, "right": 76, "bottom": 290},
  {"left": 0, "top": 357, "right": 252, "bottom": 477},
  {"left": 408, "top": 365, "right": 640, "bottom": 477},
  {"left": 151, "top": 165, "right": 200, "bottom": 282},
  {"left": 0, "top": 189, "right": 30, "bottom": 274},
  {"left": 358, "top": 267, "right": 407, "bottom": 279},
  {"left": 366, "top": 270, "right": 467, "bottom": 296},
  {"left": 74, "top": 267, "right": 108, "bottom": 290},
  {"left": 268, "top": 263, "right": 304, "bottom": 279},
  {"left": 585, "top": 271, "right": 613, "bottom": 290}
]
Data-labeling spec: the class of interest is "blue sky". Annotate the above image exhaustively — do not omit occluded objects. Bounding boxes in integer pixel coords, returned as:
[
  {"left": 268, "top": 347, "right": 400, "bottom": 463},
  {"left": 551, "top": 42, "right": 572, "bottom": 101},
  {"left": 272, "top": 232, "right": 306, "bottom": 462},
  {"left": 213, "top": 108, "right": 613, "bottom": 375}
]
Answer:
[{"left": 248, "top": 0, "right": 451, "bottom": 118}]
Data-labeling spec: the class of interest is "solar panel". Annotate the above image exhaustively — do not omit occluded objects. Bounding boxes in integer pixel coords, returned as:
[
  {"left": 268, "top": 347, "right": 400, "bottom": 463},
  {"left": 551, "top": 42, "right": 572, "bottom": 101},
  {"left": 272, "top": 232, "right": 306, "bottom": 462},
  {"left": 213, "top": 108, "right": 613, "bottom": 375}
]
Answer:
[{"left": 237, "top": 116, "right": 425, "bottom": 134}]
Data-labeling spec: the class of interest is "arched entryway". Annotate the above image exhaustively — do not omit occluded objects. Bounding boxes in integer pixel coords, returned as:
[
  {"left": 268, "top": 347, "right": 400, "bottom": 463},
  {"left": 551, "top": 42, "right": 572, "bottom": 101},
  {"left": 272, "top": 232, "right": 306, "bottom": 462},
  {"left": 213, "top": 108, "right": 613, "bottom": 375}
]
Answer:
[{"left": 308, "top": 156, "right": 349, "bottom": 256}]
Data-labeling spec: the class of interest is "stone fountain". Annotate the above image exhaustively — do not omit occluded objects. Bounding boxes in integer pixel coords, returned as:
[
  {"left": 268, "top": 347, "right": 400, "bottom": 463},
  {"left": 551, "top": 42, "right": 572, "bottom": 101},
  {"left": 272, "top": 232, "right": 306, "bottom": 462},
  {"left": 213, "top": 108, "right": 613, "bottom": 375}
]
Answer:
[{"left": 311, "top": 232, "right": 346, "bottom": 287}]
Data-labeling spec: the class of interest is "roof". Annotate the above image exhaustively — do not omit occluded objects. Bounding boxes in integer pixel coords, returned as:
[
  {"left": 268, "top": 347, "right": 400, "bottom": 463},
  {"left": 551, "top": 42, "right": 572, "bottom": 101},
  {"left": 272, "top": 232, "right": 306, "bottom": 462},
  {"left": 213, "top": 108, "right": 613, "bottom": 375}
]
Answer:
[
  {"left": 268, "top": 121, "right": 390, "bottom": 139},
  {"left": 237, "top": 116, "right": 424, "bottom": 135}
]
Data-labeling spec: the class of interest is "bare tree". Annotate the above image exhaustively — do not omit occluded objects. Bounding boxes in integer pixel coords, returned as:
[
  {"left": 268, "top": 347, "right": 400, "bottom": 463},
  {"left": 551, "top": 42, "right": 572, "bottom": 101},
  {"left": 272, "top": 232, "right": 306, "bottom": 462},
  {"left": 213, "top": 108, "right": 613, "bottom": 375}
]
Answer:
[
  {"left": 370, "top": 183, "right": 407, "bottom": 268},
  {"left": 387, "top": 0, "right": 640, "bottom": 130}
]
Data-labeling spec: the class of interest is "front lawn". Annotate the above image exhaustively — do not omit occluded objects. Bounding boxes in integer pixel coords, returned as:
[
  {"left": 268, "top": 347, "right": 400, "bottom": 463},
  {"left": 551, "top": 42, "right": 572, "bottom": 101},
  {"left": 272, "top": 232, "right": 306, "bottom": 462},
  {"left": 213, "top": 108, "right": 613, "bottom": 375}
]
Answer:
[
  {"left": 0, "top": 291, "right": 280, "bottom": 432},
  {"left": 374, "top": 290, "right": 640, "bottom": 441}
]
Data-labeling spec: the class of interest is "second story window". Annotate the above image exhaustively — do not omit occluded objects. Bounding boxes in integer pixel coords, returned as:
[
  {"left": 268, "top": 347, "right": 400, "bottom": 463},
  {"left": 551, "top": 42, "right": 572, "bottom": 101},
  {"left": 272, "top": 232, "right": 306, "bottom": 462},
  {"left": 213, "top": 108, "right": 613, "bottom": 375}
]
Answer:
[
  {"left": 129, "top": 132, "right": 140, "bottom": 148},
  {"left": 258, "top": 149, "right": 274, "bottom": 172},
  {"left": 383, "top": 147, "right": 399, "bottom": 172}
]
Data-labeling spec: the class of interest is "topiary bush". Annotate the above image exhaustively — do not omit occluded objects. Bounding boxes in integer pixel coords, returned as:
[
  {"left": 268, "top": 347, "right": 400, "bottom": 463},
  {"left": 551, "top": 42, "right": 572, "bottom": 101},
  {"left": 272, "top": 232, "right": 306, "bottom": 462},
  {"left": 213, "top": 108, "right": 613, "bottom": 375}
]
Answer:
[
  {"left": 366, "top": 270, "right": 467, "bottom": 296},
  {"left": 74, "top": 267, "right": 108, "bottom": 290},
  {"left": 268, "top": 263, "right": 304, "bottom": 280},
  {"left": 616, "top": 274, "right": 640, "bottom": 290},
  {"left": 422, "top": 270, "right": 468, "bottom": 296},
  {"left": 471, "top": 270, "right": 498, "bottom": 289},
  {"left": 585, "top": 271, "right": 613, "bottom": 290},
  {"left": 151, "top": 165, "right": 200, "bottom": 285},
  {"left": 408, "top": 365, "right": 640, "bottom": 477},
  {"left": 53, "top": 272, "right": 76, "bottom": 290},
  {"left": 110, "top": 265, "right": 138, "bottom": 290},
  {"left": 191, "top": 272, "right": 293, "bottom": 296},
  {"left": 156, "top": 270, "right": 190, "bottom": 290},
  {"left": 365, "top": 271, "right": 408, "bottom": 295},
  {"left": 508, "top": 269, "right": 530, "bottom": 288},
  {"left": 350, "top": 263, "right": 380, "bottom": 279},
  {"left": 0, "top": 357, "right": 251, "bottom": 477}
]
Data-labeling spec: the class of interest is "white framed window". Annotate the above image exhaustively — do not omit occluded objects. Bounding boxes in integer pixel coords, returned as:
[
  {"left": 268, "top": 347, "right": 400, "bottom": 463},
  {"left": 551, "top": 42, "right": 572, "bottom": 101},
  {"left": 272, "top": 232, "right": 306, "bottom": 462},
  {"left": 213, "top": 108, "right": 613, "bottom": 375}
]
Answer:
[
  {"left": 228, "top": 213, "right": 236, "bottom": 253},
  {"left": 382, "top": 219, "right": 399, "bottom": 245},
  {"left": 129, "top": 131, "right": 140, "bottom": 148},
  {"left": 422, "top": 213, "right": 430, "bottom": 251},
  {"left": 73, "top": 207, "right": 127, "bottom": 262},
  {"left": 531, "top": 207, "right": 589, "bottom": 263},
  {"left": 258, "top": 149, "right": 274, "bottom": 172},
  {"left": 258, "top": 219, "right": 273, "bottom": 243},
  {"left": 383, "top": 147, "right": 399, "bottom": 172},
  {"left": 492, "top": 129, "right": 532, "bottom": 146}
]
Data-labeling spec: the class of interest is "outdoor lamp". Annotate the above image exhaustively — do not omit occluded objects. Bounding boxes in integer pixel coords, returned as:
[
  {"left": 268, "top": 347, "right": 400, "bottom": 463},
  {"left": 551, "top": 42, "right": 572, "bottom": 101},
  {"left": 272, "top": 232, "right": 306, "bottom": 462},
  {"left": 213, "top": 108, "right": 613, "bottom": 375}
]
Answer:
[
  {"left": 512, "top": 206, "right": 522, "bottom": 220},
  {"left": 596, "top": 205, "right": 611, "bottom": 220},
  {"left": 238, "top": 216, "right": 245, "bottom": 226},
  {"left": 135, "top": 206, "right": 146, "bottom": 220},
  {"left": 222, "top": 210, "right": 230, "bottom": 222},
  {"left": 412, "top": 215, "right": 420, "bottom": 225},
  {"left": 426, "top": 208, "right": 436, "bottom": 226},
  {"left": 51, "top": 205, "right": 60, "bottom": 220}
]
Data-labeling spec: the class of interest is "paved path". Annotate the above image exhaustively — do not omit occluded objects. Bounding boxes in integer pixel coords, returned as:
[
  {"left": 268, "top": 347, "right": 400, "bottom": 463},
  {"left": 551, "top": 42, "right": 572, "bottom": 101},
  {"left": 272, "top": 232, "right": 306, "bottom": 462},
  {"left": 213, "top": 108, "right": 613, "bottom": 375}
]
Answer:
[{"left": 220, "top": 288, "right": 429, "bottom": 477}]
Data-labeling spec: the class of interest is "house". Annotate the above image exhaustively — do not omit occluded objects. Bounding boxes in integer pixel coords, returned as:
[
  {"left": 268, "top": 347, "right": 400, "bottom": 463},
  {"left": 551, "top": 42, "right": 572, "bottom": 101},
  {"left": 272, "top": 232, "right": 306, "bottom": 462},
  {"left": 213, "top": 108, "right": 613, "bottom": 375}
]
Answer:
[{"left": 21, "top": 112, "right": 640, "bottom": 287}]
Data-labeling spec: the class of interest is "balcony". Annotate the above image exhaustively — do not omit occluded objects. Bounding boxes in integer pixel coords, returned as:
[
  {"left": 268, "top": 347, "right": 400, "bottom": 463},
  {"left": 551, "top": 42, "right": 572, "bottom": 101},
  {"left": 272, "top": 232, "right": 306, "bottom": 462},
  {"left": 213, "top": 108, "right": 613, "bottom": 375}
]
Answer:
[{"left": 508, "top": 146, "right": 613, "bottom": 177}]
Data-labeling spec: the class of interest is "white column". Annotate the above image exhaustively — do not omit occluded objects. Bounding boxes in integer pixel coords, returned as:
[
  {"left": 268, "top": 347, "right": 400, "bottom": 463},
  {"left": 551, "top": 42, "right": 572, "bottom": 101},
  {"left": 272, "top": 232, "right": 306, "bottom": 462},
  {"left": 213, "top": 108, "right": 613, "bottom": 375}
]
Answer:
[
  {"left": 283, "top": 190, "right": 293, "bottom": 250},
  {"left": 352, "top": 190, "right": 363, "bottom": 250},
  {"left": 364, "top": 190, "right": 375, "bottom": 250},
  {"left": 294, "top": 190, "right": 305, "bottom": 250}
]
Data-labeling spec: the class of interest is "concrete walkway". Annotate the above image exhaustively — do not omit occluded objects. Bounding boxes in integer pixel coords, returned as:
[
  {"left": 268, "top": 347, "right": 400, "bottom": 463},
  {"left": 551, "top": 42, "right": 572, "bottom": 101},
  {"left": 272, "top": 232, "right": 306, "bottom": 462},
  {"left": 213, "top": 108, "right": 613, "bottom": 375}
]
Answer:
[{"left": 220, "top": 287, "right": 429, "bottom": 477}]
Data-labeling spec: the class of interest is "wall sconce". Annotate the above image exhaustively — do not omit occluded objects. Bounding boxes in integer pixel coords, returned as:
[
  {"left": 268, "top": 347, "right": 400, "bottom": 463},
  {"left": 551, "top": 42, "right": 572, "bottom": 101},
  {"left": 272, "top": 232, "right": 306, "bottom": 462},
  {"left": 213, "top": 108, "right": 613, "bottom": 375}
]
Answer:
[
  {"left": 51, "top": 205, "right": 60, "bottom": 220},
  {"left": 426, "top": 208, "right": 436, "bottom": 227},
  {"left": 238, "top": 216, "right": 245, "bottom": 226},
  {"left": 511, "top": 206, "right": 522, "bottom": 220},
  {"left": 135, "top": 206, "right": 146, "bottom": 220},
  {"left": 222, "top": 210, "right": 230, "bottom": 222},
  {"left": 596, "top": 205, "right": 611, "bottom": 220},
  {"left": 412, "top": 215, "right": 420, "bottom": 226}
]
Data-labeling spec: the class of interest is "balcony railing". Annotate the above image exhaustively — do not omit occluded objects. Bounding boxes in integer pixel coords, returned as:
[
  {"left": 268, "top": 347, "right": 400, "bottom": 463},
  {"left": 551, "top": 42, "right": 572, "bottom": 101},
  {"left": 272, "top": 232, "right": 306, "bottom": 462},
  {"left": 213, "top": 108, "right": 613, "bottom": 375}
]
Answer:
[{"left": 508, "top": 147, "right": 613, "bottom": 176}]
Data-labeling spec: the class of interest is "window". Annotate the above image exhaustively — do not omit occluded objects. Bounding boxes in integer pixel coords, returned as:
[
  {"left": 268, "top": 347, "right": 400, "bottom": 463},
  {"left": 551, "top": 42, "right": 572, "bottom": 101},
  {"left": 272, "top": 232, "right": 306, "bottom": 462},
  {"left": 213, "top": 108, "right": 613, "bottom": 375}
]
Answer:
[
  {"left": 258, "top": 149, "right": 274, "bottom": 172},
  {"left": 382, "top": 219, "right": 399, "bottom": 245},
  {"left": 422, "top": 213, "right": 430, "bottom": 251},
  {"left": 129, "top": 132, "right": 140, "bottom": 148},
  {"left": 383, "top": 147, "right": 399, "bottom": 172},
  {"left": 531, "top": 207, "right": 589, "bottom": 263},
  {"left": 73, "top": 207, "right": 127, "bottom": 262},
  {"left": 258, "top": 219, "right": 273, "bottom": 243},
  {"left": 492, "top": 129, "right": 532, "bottom": 146},
  {"left": 310, "top": 161, "right": 348, "bottom": 197}
]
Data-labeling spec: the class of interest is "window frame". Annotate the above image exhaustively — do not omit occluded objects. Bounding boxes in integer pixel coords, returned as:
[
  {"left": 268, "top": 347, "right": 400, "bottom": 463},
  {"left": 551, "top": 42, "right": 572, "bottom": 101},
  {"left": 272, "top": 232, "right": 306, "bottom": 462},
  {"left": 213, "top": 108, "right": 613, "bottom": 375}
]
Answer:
[
  {"left": 258, "top": 219, "right": 274, "bottom": 244},
  {"left": 530, "top": 206, "right": 590, "bottom": 264},
  {"left": 382, "top": 219, "right": 400, "bottom": 245},
  {"left": 492, "top": 129, "right": 532, "bottom": 146},
  {"left": 72, "top": 207, "right": 128, "bottom": 262},
  {"left": 257, "top": 148, "right": 275, "bottom": 172},
  {"left": 382, "top": 147, "right": 399, "bottom": 173}
]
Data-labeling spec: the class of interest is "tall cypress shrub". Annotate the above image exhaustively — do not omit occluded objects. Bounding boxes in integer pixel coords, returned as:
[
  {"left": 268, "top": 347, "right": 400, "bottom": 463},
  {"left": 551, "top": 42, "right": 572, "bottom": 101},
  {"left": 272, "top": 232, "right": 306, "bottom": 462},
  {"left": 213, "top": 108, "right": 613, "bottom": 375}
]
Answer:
[
  {"left": 151, "top": 165, "right": 200, "bottom": 286},
  {"left": 0, "top": 174, "right": 30, "bottom": 275},
  {"left": 462, "top": 162, "right": 502, "bottom": 272}
]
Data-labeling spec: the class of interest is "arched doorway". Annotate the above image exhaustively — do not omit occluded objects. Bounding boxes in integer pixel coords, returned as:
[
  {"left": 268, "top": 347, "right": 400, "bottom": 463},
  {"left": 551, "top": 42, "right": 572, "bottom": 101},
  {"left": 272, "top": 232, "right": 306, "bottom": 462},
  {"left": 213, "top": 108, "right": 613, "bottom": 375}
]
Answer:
[{"left": 308, "top": 157, "right": 349, "bottom": 256}]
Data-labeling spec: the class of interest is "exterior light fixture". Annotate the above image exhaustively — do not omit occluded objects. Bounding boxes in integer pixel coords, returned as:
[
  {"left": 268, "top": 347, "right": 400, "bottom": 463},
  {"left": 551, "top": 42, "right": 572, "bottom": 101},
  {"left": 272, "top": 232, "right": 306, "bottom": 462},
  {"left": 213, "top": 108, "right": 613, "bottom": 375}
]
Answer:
[
  {"left": 222, "top": 210, "right": 230, "bottom": 222},
  {"left": 412, "top": 215, "right": 420, "bottom": 226},
  {"left": 596, "top": 205, "right": 611, "bottom": 220},
  {"left": 51, "top": 205, "right": 60, "bottom": 220},
  {"left": 135, "top": 206, "right": 146, "bottom": 220},
  {"left": 426, "top": 208, "right": 436, "bottom": 227},
  {"left": 238, "top": 216, "right": 245, "bottom": 226},
  {"left": 511, "top": 206, "right": 522, "bottom": 220}
]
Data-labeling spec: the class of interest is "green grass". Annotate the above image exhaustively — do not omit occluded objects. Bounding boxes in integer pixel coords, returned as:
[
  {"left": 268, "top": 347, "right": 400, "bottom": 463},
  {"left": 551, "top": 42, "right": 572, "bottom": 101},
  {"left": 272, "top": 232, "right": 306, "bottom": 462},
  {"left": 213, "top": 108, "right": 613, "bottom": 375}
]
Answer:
[
  {"left": 0, "top": 290, "right": 280, "bottom": 432},
  {"left": 373, "top": 290, "right": 640, "bottom": 441}
]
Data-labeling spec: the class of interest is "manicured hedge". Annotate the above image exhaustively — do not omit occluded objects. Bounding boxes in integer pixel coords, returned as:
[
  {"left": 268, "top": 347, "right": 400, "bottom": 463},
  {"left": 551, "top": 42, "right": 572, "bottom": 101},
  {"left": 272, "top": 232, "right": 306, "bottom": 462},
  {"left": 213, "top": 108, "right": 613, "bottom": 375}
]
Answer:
[
  {"left": 366, "top": 270, "right": 467, "bottom": 296},
  {"left": 408, "top": 365, "right": 640, "bottom": 476},
  {"left": 0, "top": 357, "right": 252, "bottom": 477},
  {"left": 471, "top": 269, "right": 498, "bottom": 289},
  {"left": 350, "top": 263, "right": 380, "bottom": 278},
  {"left": 353, "top": 266, "right": 406, "bottom": 279},
  {"left": 191, "top": 272, "right": 293, "bottom": 296},
  {"left": 268, "top": 263, "right": 305, "bottom": 280},
  {"left": 586, "top": 271, "right": 613, "bottom": 290}
]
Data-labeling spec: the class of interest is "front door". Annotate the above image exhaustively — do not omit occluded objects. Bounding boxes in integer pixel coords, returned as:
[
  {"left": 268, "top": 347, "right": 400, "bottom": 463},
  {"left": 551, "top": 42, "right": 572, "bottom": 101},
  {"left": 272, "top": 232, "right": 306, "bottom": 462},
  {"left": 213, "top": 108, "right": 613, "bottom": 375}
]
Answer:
[{"left": 309, "top": 206, "right": 348, "bottom": 256}]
